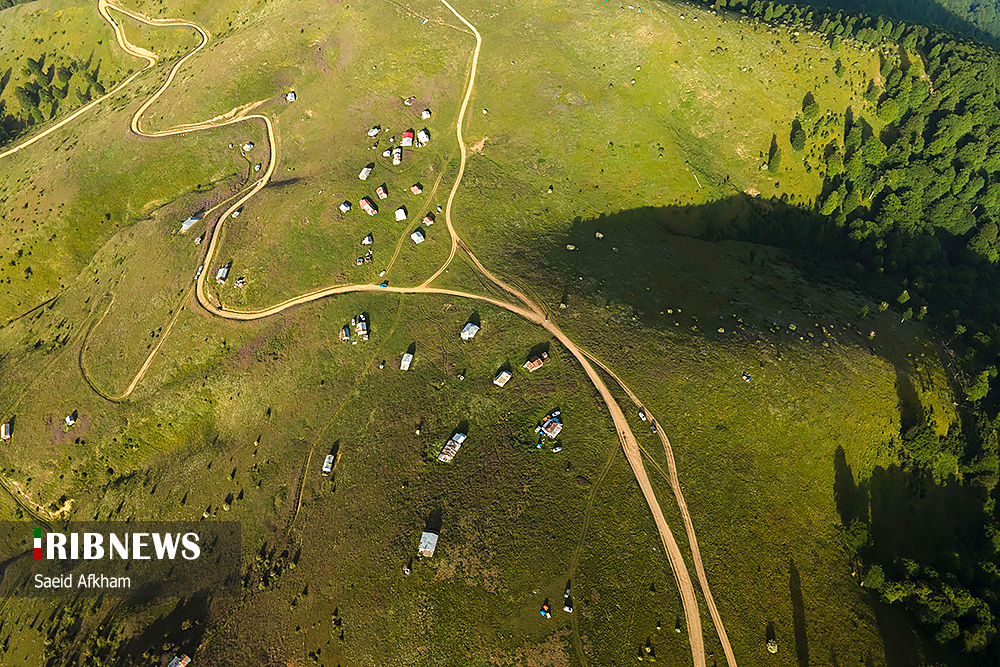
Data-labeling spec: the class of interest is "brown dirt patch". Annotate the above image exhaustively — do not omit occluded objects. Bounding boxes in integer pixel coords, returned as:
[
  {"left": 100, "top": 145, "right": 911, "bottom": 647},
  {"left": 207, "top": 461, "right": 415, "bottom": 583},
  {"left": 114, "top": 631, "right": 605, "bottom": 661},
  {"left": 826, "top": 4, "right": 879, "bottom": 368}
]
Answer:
[
  {"left": 488, "top": 630, "right": 572, "bottom": 667},
  {"left": 470, "top": 137, "right": 488, "bottom": 154},
  {"left": 46, "top": 413, "right": 90, "bottom": 444}
]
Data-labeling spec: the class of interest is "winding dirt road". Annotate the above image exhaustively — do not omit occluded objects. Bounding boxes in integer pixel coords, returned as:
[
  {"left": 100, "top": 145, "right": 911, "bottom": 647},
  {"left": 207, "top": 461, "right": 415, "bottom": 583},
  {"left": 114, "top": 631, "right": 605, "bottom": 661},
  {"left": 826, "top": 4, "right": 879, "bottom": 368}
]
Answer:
[
  {"left": 417, "top": 0, "right": 482, "bottom": 289},
  {"left": 1, "top": 2, "right": 737, "bottom": 665}
]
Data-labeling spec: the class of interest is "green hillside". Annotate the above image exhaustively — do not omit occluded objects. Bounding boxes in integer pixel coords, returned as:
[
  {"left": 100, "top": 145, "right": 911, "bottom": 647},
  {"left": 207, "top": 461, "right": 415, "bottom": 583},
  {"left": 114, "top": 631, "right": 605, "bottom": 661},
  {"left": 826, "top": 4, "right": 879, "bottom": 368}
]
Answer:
[{"left": 0, "top": 0, "right": 998, "bottom": 665}]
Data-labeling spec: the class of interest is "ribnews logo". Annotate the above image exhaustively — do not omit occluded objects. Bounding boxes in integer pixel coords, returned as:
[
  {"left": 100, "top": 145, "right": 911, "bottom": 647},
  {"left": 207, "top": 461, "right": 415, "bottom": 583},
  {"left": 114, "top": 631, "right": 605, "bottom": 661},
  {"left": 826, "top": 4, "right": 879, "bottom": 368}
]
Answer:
[
  {"left": 1, "top": 521, "right": 241, "bottom": 598},
  {"left": 31, "top": 526, "right": 201, "bottom": 561}
]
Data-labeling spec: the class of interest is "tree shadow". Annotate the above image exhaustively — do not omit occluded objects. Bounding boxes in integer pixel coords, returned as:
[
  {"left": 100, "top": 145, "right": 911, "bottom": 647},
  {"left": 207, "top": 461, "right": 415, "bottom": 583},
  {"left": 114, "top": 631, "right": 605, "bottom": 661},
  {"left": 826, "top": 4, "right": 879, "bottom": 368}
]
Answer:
[
  {"left": 833, "top": 445, "right": 869, "bottom": 526},
  {"left": 115, "top": 595, "right": 211, "bottom": 664},
  {"left": 829, "top": 449, "right": 992, "bottom": 663},
  {"left": 789, "top": 560, "right": 809, "bottom": 667},
  {"left": 872, "top": 600, "right": 921, "bottom": 667},
  {"left": 893, "top": 365, "right": 924, "bottom": 431},
  {"left": 868, "top": 464, "right": 984, "bottom": 569}
]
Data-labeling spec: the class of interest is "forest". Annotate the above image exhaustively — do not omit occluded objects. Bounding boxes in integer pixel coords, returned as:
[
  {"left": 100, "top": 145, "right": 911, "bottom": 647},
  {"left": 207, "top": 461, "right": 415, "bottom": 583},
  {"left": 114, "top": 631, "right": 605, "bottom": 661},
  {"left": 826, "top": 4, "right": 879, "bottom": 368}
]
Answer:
[
  {"left": 699, "top": 1, "right": 1000, "bottom": 660},
  {"left": 795, "top": 0, "right": 1000, "bottom": 45}
]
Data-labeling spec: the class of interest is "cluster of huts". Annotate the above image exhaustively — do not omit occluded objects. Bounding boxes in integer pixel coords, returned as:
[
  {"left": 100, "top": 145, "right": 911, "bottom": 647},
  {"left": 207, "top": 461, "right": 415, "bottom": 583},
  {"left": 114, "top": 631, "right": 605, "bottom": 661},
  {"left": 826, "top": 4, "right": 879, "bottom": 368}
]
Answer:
[
  {"left": 339, "top": 313, "right": 369, "bottom": 344},
  {"left": 407, "top": 319, "right": 567, "bottom": 565},
  {"left": 340, "top": 108, "right": 439, "bottom": 267}
]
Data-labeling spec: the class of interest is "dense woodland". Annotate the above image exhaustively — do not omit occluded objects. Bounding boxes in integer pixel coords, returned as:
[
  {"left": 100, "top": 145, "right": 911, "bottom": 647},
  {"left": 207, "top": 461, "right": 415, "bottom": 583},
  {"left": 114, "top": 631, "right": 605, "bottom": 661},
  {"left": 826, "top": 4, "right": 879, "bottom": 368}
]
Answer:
[
  {"left": 797, "top": 0, "right": 1000, "bottom": 45},
  {"left": 700, "top": 0, "right": 1000, "bottom": 660}
]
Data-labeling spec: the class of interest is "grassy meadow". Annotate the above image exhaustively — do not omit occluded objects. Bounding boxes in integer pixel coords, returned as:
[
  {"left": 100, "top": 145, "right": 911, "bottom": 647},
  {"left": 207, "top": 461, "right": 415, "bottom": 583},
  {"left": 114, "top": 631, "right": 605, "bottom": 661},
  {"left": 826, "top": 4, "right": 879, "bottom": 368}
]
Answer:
[{"left": 0, "top": 0, "right": 976, "bottom": 665}]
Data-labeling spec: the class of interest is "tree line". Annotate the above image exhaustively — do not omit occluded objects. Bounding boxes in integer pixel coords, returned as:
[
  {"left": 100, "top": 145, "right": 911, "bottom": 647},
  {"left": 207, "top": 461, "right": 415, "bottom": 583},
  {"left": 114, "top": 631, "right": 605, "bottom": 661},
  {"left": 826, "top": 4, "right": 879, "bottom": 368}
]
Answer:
[{"left": 696, "top": 0, "right": 1000, "bottom": 660}]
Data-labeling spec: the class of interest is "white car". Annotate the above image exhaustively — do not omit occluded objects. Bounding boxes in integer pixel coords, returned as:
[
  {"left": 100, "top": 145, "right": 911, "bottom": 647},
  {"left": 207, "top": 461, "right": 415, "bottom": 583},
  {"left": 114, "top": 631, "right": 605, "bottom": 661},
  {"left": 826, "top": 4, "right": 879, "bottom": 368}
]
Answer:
[{"left": 638, "top": 410, "right": 647, "bottom": 421}]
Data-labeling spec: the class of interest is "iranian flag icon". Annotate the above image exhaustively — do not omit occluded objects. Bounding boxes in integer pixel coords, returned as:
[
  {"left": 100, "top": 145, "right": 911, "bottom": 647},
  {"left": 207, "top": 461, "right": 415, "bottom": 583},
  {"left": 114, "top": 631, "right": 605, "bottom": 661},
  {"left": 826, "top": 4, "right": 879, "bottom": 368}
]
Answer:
[{"left": 33, "top": 527, "right": 41, "bottom": 559}]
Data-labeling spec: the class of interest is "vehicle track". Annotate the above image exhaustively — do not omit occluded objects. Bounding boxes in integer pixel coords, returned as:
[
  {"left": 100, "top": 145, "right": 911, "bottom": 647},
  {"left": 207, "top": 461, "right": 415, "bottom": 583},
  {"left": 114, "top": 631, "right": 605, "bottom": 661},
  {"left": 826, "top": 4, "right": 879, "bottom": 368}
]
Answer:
[
  {"left": 581, "top": 349, "right": 737, "bottom": 667},
  {"left": 79, "top": 285, "right": 194, "bottom": 402}
]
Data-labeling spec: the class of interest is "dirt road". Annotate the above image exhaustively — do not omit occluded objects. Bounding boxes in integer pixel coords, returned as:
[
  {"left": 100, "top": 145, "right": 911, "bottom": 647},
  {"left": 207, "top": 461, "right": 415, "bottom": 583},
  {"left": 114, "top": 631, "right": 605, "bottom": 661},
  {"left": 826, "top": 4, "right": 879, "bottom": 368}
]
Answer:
[
  {"left": 580, "top": 349, "right": 738, "bottom": 667},
  {"left": 418, "top": 0, "right": 482, "bottom": 288},
  {"left": 80, "top": 285, "right": 194, "bottom": 402}
]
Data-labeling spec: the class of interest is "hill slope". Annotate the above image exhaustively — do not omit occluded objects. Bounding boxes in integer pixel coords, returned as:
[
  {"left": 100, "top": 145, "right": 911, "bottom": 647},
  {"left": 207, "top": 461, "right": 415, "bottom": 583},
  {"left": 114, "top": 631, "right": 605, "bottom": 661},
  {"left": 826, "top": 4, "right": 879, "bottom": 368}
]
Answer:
[{"left": 0, "top": 0, "right": 998, "bottom": 665}]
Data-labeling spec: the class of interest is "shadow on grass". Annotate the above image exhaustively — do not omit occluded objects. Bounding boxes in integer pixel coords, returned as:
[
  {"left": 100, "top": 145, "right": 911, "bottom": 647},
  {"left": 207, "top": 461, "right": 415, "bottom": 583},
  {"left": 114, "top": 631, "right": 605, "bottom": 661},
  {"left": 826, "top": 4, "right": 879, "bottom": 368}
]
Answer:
[
  {"left": 114, "top": 595, "right": 211, "bottom": 665},
  {"left": 526, "top": 340, "right": 550, "bottom": 361},
  {"left": 831, "top": 448, "right": 991, "bottom": 663},
  {"left": 833, "top": 445, "right": 870, "bottom": 526},
  {"left": 868, "top": 465, "right": 985, "bottom": 567},
  {"left": 425, "top": 508, "right": 443, "bottom": 533},
  {"left": 550, "top": 195, "right": 869, "bottom": 328},
  {"left": 894, "top": 366, "right": 924, "bottom": 431},
  {"left": 789, "top": 560, "right": 809, "bottom": 667}
]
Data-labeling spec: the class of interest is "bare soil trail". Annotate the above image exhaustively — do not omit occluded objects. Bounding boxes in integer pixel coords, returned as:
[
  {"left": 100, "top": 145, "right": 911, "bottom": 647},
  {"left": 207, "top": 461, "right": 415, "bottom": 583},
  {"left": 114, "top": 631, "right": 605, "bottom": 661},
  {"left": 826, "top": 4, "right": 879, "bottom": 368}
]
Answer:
[
  {"left": 383, "top": 169, "right": 447, "bottom": 277},
  {"left": 79, "top": 284, "right": 194, "bottom": 402},
  {"left": 580, "top": 349, "right": 738, "bottom": 667},
  {"left": 0, "top": 3, "right": 737, "bottom": 665},
  {"left": 417, "top": 0, "right": 483, "bottom": 290}
]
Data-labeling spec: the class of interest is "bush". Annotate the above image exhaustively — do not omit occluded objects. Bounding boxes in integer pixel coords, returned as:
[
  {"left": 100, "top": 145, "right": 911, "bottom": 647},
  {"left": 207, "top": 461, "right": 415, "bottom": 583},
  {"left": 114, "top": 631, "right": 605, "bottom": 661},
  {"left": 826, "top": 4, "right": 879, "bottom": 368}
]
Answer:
[
  {"left": 802, "top": 95, "right": 819, "bottom": 120},
  {"left": 790, "top": 121, "right": 806, "bottom": 151},
  {"left": 819, "top": 189, "right": 841, "bottom": 215}
]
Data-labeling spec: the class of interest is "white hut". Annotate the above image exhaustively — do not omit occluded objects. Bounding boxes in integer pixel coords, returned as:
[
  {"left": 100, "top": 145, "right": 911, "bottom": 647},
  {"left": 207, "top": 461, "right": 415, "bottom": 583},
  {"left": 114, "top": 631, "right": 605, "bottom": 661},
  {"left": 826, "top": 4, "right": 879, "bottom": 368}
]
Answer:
[
  {"left": 395, "top": 207, "right": 407, "bottom": 221},
  {"left": 418, "top": 532, "right": 438, "bottom": 557},
  {"left": 460, "top": 323, "right": 480, "bottom": 339},
  {"left": 216, "top": 262, "right": 232, "bottom": 284},
  {"left": 438, "top": 432, "right": 467, "bottom": 462},
  {"left": 410, "top": 230, "right": 425, "bottom": 244}
]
